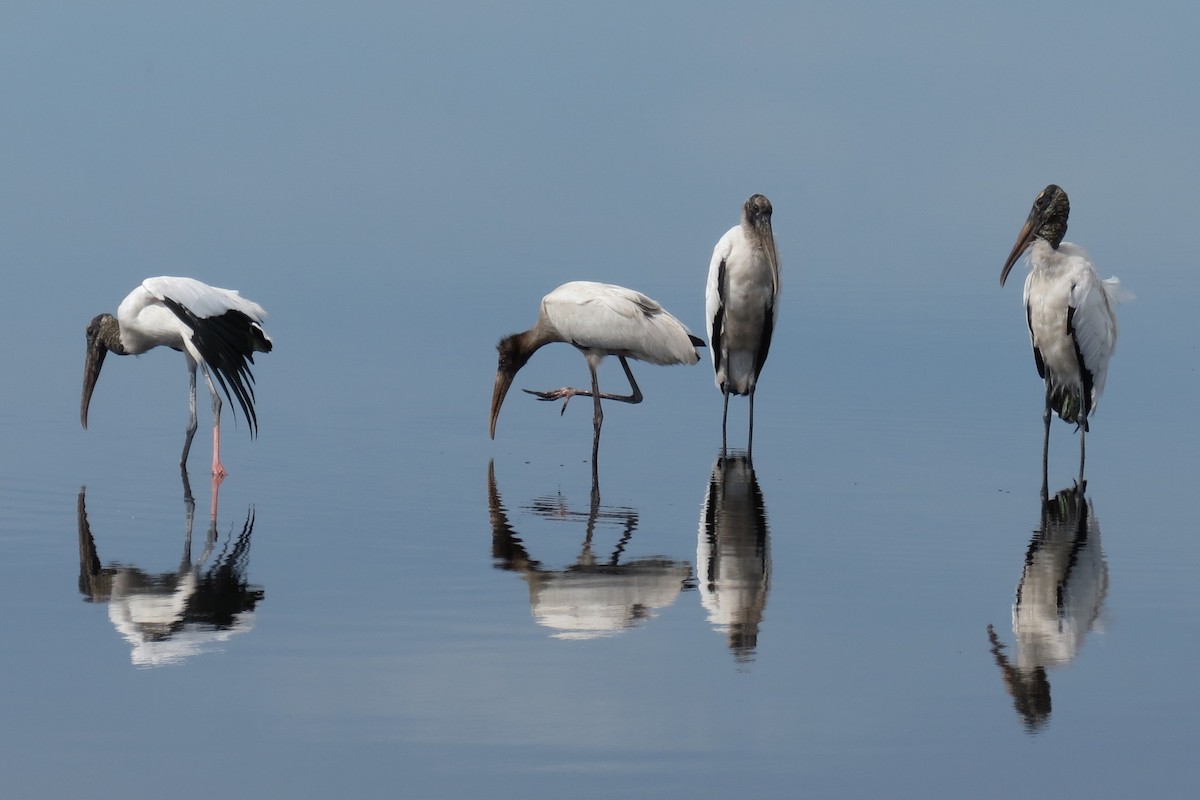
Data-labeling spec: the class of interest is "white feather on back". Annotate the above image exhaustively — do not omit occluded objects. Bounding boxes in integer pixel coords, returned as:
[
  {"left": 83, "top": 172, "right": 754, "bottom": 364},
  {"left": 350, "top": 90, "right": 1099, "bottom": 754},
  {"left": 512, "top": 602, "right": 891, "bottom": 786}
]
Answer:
[
  {"left": 1022, "top": 241, "right": 1131, "bottom": 408},
  {"left": 541, "top": 281, "right": 700, "bottom": 366},
  {"left": 704, "top": 222, "right": 779, "bottom": 394},
  {"left": 705, "top": 226, "right": 736, "bottom": 355},
  {"left": 142, "top": 276, "right": 268, "bottom": 322}
]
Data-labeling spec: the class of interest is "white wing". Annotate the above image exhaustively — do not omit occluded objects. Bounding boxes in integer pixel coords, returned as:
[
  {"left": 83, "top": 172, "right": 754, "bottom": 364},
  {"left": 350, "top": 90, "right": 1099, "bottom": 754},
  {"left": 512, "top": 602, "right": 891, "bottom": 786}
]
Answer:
[
  {"left": 142, "top": 277, "right": 268, "bottom": 322},
  {"left": 543, "top": 281, "right": 700, "bottom": 366},
  {"left": 705, "top": 227, "right": 737, "bottom": 368},
  {"left": 1061, "top": 246, "right": 1128, "bottom": 401}
]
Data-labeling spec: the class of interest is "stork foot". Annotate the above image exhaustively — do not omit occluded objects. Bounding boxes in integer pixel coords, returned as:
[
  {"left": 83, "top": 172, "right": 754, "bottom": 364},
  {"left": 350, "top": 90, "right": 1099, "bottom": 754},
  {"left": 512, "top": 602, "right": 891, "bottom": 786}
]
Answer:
[{"left": 523, "top": 387, "right": 584, "bottom": 416}]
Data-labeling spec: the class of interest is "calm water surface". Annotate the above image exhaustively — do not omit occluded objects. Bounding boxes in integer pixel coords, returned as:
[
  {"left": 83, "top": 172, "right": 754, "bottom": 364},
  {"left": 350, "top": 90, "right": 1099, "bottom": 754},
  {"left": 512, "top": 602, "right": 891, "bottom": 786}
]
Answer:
[
  {"left": 2, "top": 273, "right": 1197, "bottom": 799},
  {"left": 4, "top": 4, "right": 1200, "bottom": 797}
]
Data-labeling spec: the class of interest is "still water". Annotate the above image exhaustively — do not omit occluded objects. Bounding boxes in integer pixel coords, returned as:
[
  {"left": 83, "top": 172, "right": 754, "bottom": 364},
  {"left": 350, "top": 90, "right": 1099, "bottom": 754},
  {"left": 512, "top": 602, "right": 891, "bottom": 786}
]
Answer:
[
  {"left": 2, "top": 268, "right": 1197, "bottom": 799},
  {"left": 4, "top": 3, "right": 1200, "bottom": 796}
]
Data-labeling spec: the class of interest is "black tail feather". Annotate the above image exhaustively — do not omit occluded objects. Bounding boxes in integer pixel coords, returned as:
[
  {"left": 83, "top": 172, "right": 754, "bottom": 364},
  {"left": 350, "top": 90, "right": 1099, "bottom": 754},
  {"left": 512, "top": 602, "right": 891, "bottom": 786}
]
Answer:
[{"left": 162, "top": 300, "right": 266, "bottom": 437}]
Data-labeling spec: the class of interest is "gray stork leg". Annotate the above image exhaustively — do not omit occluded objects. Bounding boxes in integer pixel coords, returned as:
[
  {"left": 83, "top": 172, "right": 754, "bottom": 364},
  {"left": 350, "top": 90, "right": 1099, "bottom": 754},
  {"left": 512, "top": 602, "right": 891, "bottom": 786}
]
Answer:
[
  {"left": 748, "top": 388, "right": 756, "bottom": 456},
  {"left": 590, "top": 360, "right": 604, "bottom": 473},
  {"left": 525, "top": 357, "right": 644, "bottom": 477},
  {"left": 524, "top": 356, "right": 645, "bottom": 412},
  {"left": 182, "top": 359, "right": 200, "bottom": 471},
  {"left": 1041, "top": 381, "right": 1052, "bottom": 501},
  {"left": 721, "top": 389, "right": 730, "bottom": 453},
  {"left": 1078, "top": 424, "right": 1087, "bottom": 490}
]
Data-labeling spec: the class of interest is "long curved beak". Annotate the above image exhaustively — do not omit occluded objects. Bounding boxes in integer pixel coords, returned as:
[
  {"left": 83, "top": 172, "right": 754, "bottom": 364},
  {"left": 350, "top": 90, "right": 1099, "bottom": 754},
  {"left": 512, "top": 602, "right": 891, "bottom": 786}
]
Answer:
[
  {"left": 757, "top": 220, "right": 781, "bottom": 296},
  {"left": 489, "top": 367, "right": 516, "bottom": 439},
  {"left": 81, "top": 336, "right": 107, "bottom": 429},
  {"left": 1000, "top": 215, "right": 1037, "bottom": 287}
]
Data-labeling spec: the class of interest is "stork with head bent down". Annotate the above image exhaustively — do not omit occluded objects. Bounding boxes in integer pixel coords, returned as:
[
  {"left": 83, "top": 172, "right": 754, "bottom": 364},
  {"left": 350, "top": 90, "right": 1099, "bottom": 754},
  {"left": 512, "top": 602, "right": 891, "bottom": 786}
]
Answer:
[
  {"left": 489, "top": 281, "right": 704, "bottom": 469},
  {"left": 1000, "top": 185, "right": 1130, "bottom": 491},
  {"left": 81, "top": 277, "right": 273, "bottom": 478},
  {"left": 706, "top": 193, "right": 780, "bottom": 453}
]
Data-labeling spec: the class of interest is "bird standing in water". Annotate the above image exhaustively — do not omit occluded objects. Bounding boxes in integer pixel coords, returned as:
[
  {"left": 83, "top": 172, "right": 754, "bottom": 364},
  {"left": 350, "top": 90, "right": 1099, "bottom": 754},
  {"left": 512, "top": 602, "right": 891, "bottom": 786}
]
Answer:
[
  {"left": 1000, "top": 184, "right": 1129, "bottom": 490},
  {"left": 706, "top": 194, "right": 780, "bottom": 452},
  {"left": 81, "top": 276, "right": 272, "bottom": 478},
  {"left": 489, "top": 281, "right": 704, "bottom": 472}
]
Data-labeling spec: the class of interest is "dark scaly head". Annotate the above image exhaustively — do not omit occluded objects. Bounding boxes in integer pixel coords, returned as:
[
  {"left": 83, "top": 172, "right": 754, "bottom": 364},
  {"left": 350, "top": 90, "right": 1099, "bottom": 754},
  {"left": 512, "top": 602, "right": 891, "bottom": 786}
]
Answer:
[
  {"left": 742, "top": 193, "right": 780, "bottom": 293},
  {"left": 489, "top": 332, "right": 536, "bottom": 439},
  {"left": 742, "top": 193, "right": 773, "bottom": 230},
  {"left": 81, "top": 313, "right": 125, "bottom": 429},
  {"left": 1001, "top": 184, "right": 1070, "bottom": 286}
]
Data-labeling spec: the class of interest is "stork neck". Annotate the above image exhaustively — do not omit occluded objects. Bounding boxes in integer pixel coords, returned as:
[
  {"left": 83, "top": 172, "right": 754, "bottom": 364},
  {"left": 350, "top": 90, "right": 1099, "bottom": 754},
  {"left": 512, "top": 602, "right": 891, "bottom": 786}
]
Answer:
[
  {"left": 1039, "top": 217, "right": 1067, "bottom": 250},
  {"left": 525, "top": 320, "right": 562, "bottom": 352},
  {"left": 96, "top": 314, "right": 129, "bottom": 355}
]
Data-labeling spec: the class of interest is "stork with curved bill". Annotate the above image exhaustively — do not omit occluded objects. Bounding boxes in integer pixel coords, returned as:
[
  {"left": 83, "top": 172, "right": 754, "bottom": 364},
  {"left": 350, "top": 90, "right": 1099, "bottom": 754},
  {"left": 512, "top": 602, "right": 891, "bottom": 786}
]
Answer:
[
  {"left": 81, "top": 277, "right": 273, "bottom": 478},
  {"left": 706, "top": 194, "right": 780, "bottom": 452},
  {"left": 1000, "top": 185, "right": 1131, "bottom": 487},
  {"left": 489, "top": 281, "right": 704, "bottom": 464}
]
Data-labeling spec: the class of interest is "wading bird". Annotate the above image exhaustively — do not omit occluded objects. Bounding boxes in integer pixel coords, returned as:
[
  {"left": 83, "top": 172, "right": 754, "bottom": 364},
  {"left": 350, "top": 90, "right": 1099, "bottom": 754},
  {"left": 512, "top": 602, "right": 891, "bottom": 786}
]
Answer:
[
  {"left": 706, "top": 194, "right": 780, "bottom": 451},
  {"left": 489, "top": 281, "right": 703, "bottom": 466},
  {"left": 1000, "top": 185, "right": 1129, "bottom": 487},
  {"left": 81, "top": 277, "right": 273, "bottom": 477}
]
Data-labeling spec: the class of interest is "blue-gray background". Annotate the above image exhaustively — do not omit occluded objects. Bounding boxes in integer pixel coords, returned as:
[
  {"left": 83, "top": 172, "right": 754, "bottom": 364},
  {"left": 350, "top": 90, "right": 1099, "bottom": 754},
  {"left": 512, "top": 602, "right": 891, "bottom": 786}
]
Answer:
[{"left": 2, "top": 3, "right": 1197, "bottom": 798}]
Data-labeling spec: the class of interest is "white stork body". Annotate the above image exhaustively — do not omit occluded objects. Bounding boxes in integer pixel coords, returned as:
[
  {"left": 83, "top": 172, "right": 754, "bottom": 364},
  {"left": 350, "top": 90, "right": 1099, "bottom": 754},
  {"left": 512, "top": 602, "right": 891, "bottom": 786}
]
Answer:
[
  {"left": 489, "top": 281, "right": 703, "bottom": 462},
  {"left": 1022, "top": 240, "right": 1121, "bottom": 420},
  {"left": 82, "top": 277, "right": 273, "bottom": 477},
  {"left": 706, "top": 194, "right": 780, "bottom": 451},
  {"left": 1001, "top": 185, "right": 1129, "bottom": 486}
]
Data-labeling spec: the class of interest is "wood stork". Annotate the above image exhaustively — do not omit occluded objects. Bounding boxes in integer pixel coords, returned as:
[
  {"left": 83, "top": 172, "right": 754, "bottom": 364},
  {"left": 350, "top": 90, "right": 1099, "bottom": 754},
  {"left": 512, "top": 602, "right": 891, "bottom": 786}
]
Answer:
[
  {"left": 489, "top": 281, "right": 704, "bottom": 466},
  {"left": 706, "top": 194, "right": 780, "bottom": 452},
  {"left": 81, "top": 277, "right": 273, "bottom": 478},
  {"left": 1000, "top": 185, "right": 1129, "bottom": 486}
]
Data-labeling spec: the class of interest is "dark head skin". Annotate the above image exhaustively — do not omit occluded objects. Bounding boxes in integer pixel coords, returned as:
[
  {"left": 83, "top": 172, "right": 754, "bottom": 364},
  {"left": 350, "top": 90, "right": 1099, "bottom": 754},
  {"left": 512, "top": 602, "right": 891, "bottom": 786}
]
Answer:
[
  {"left": 1001, "top": 184, "right": 1070, "bottom": 286},
  {"left": 742, "top": 193, "right": 780, "bottom": 294},
  {"left": 81, "top": 313, "right": 124, "bottom": 429},
  {"left": 489, "top": 331, "right": 538, "bottom": 439},
  {"left": 744, "top": 193, "right": 773, "bottom": 225}
]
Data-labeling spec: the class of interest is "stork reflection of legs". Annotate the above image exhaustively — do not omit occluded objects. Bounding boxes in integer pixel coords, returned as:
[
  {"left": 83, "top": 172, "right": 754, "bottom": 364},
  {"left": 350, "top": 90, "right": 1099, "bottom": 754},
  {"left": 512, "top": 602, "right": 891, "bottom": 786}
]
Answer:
[
  {"left": 179, "top": 466, "right": 221, "bottom": 566},
  {"left": 180, "top": 464, "right": 224, "bottom": 529}
]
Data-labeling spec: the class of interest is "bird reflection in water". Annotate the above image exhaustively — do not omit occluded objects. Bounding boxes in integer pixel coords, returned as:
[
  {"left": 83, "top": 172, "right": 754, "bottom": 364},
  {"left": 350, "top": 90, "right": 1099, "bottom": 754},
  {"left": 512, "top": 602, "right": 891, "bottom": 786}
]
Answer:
[
  {"left": 77, "top": 470, "right": 264, "bottom": 667},
  {"left": 488, "top": 462, "right": 693, "bottom": 639},
  {"left": 987, "top": 482, "right": 1108, "bottom": 732},
  {"left": 697, "top": 450, "right": 771, "bottom": 664}
]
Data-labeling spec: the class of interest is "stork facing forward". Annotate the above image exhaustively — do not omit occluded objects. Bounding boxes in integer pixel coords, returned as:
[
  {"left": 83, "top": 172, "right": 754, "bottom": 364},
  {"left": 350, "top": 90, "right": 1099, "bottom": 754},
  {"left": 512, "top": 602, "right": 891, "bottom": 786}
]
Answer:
[
  {"left": 706, "top": 194, "right": 780, "bottom": 452},
  {"left": 81, "top": 277, "right": 273, "bottom": 478},
  {"left": 489, "top": 281, "right": 703, "bottom": 467},
  {"left": 1000, "top": 185, "right": 1130, "bottom": 488}
]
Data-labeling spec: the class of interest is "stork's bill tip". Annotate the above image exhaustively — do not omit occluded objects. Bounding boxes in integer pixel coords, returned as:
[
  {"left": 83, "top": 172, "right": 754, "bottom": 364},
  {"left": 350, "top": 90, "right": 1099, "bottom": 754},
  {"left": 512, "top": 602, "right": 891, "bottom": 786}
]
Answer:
[{"left": 490, "top": 368, "right": 514, "bottom": 440}]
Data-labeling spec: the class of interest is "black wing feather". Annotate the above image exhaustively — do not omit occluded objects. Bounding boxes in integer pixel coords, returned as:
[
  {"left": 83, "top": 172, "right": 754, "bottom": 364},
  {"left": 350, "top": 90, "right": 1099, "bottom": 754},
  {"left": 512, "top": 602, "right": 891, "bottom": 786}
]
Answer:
[
  {"left": 162, "top": 298, "right": 266, "bottom": 437},
  {"left": 1026, "top": 302, "right": 1046, "bottom": 379},
  {"left": 1066, "top": 304, "right": 1094, "bottom": 430},
  {"left": 711, "top": 259, "right": 727, "bottom": 376},
  {"left": 754, "top": 299, "right": 775, "bottom": 379}
]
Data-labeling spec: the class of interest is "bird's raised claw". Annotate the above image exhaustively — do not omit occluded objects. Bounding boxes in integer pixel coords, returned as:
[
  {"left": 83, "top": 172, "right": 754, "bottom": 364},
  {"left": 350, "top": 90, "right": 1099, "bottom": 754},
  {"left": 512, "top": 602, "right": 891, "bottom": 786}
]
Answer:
[{"left": 523, "top": 387, "right": 581, "bottom": 416}]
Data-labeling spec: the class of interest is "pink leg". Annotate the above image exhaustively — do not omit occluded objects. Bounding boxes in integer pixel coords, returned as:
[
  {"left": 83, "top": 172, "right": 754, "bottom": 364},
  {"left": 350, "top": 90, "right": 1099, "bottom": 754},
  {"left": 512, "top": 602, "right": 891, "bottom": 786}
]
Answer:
[{"left": 211, "top": 423, "right": 227, "bottom": 478}]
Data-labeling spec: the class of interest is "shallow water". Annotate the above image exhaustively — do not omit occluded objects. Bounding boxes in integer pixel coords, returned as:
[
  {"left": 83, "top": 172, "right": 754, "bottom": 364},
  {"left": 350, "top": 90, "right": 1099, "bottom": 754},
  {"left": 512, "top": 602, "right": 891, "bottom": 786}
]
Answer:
[
  {"left": 4, "top": 283, "right": 1197, "bottom": 798},
  {"left": 5, "top": 4, "right": 1200, "bottom": 798}
]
